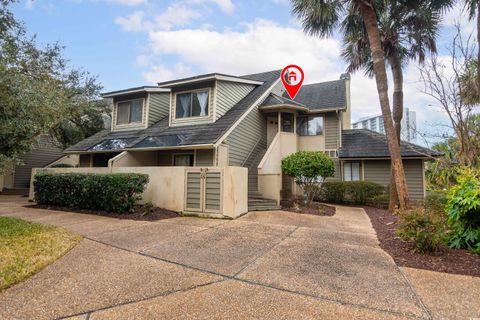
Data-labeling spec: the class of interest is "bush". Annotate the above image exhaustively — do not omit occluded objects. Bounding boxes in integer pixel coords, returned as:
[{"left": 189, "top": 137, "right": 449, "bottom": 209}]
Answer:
[
  {"left": 396, "top": 207, "right": 448, "bottom": 253},
  {"left": 321, "top": 180, "right": 384, "bottom": 205},
  {"left": 345, "top": 181, "right": 384, "bottom": 205},
  {"left": 446, "top": 167, "right": 480, "bottom": 252},
  {"left": 282, "top": 151, "right": 335, "bottom": 204},
  {"left": 49, "top": 163, "right": 75, "bottom": 168},
  {"left": 369, "top": 193, "right": 390, "bottom": 209},
  {"left": 425, "top": 191, "right": 448, "bottom": 213},
  {"left": 34, "top": 173, "right": 149, "bottom": 213},
  {"left": 321, "top": 181, "right": 346, "bottom": 203}
]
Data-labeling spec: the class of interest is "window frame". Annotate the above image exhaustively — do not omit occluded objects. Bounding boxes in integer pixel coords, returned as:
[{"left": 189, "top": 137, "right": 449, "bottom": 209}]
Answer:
[
  {"left": 343, "top": 162, "right": 361, "bottom": 181},
  {"left": 115, "top": 98, "right": 144, "bottom": 126},
  {"left": 173, "top": 88, "right": 211, "bottom": 121},
  {"left": 296, "top": 115, "right": 324, "bottom": 136}
]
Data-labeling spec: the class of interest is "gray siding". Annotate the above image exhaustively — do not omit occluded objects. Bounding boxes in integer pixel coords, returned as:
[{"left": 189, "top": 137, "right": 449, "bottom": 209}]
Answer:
[
  {"left": 324, "top": 112, "right": 339, "bottom": 149},
  {"left": 270, "top": 80, "right": 285, "bottom": 96},
  {"left": 215, "top": 80, "right": 255, "bottom": 120},
  {"left": 363, "top": 159, "right": 425, "bottom": 200},
  {"left": 148, "top": 92, "right": 170, "bottom": 125},
  {"left": 326, "top": 158, "right": 341, "bottom": 181},
  {"left": 227, "top": 107, "right": 267, "bottom": 166},
  {"left": 14, "top": 136, "right": 63, "bottom": 188}
]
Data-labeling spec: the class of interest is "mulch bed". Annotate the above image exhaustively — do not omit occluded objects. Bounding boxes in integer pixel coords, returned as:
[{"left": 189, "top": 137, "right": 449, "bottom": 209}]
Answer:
[
  {"left": 363, "top": 206, "right": 480, "bottom": 277},
  {"left": 26, "top": 204, "right": 179, "bottom": 222},
  {"left": 281, "top": 201, "right": 336, "bottom": 216}
]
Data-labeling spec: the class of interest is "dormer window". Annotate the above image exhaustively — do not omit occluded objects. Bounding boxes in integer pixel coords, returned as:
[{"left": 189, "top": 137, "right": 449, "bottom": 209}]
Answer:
[
  {"left": 116, "top": 99, "right": 143, "bottom": 125},
  {"left": 175, "top": 89, "right": 209, "bottom": 119}
]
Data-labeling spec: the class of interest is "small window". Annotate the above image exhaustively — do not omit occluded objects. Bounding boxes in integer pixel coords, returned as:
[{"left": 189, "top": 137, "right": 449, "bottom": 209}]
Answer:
[
  {"left": 116, "top": 99, "right": 143, "bottom": 125},
  {"left": 297, "top": 115, "right": 323, "bottom": 136},
  {"left": 173, "top": 154, "right": 194, "bottom": 166},
  {"left": 343, "top": 162, "right": 360, "bottom": 181},
  {"left": 175, "top": 90, "right": 209, "bottom": 119},
  {"left": 281, "top": 113, "right": 294, "bottom": 132}
]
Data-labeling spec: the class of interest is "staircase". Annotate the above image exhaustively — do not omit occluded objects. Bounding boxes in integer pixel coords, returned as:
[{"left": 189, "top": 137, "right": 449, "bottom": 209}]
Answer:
[{"left": 243, "top": 143, "right": 280, "bottom": 211}]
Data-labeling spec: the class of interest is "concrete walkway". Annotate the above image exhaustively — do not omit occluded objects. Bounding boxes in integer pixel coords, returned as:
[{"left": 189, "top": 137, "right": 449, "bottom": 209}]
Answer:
[{"left": 0, "top": 197, "right": 477, "bottom": 319}]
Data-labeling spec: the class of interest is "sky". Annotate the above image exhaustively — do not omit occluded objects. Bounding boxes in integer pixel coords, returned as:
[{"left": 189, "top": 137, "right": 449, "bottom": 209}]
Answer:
[{"left": 10, "top": 0, "right": 476, "bottom": 146}]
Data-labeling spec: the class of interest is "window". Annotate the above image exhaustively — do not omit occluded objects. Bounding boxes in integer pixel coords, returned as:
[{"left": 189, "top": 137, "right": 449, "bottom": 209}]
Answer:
[
  {"left": 173, "top": 154, "right": 194, "bottom": 166},
  {"left": 175, "top": 89, "right": 209, "bottom": 119},
  {"left": 343, "top": 162, "right": 360, "bottom": 181},
  {"left": 297, "top": 116, "right": 323, "bottom": 136},
  {"left": 116, "top": 99, "right": 143, "bottom": 125},
  {"left": 281, "top": 113, "right": 294, "bottom": 132}
]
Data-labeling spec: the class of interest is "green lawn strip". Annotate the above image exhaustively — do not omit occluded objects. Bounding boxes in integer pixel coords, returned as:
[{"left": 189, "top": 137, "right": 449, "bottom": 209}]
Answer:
[{"left": 0, "top": 216, "right": 82, "bottom": 291}]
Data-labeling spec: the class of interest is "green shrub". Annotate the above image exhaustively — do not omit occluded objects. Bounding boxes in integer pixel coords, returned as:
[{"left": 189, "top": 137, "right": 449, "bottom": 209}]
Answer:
[
  {"left": 396, "top": 207, "right": 448, "bottom": 253},
  {"left": 321, "top": 181, "right": 346, "bottom": 203},
  {"left": 282, "top": 151, "right": 335, "bottom": 204},
  {"left": 446, "top": 167, "right": 480, "bottom": 252},
  {"left": 321, "top": 180, "right": 384, "bottom": 205},
  {"left": 345, "top": 181, "right": 384, "bottom": 205},
  {"left": 425, "top": 191, "right": 448, "bottom": 213},
  {"left": 34, "top": 173, "right": 149, "bottom": 213},
  {"left": 49, "top": 163, "right": 75, "bottom": 168},
  {"left": 369, "top": 193, "right": 390, "bottom": 209}
]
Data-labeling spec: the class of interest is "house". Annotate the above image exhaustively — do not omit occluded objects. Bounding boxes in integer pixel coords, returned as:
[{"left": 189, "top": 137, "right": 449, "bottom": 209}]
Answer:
[
  {"left": 0, "top": 135, "right": 78, "bottom": 195},
  {"left": 44, "top": 69, "right": 439, "bottom": 218}
]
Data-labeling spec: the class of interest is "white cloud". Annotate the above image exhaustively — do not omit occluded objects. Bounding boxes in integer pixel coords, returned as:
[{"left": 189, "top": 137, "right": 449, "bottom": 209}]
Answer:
[
  {"left": 25, "top": 0, "right": 35, "bottom": 9},
  {"left": 154, "top": 3, "right": 201, "bottom": 30},
  {"left": 143, "top": 62, "right": 194, "bottom": 83},
  {"left": 272, "top": 0, "right": 290, "bottom": 5},
  {"left": 103, "top": 0, "right": 147, "bottom": 5},
  {"left": 115, "top": 10, "right": 151, "bottom": 31},
  {"left": 187, "top": 0, "right": 235, "bottom": 14}
]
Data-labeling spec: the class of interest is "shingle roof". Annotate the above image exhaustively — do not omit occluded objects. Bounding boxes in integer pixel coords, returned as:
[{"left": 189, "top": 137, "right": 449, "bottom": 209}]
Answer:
[
  {"left": 287, "top": 79, "right": 346, "bottom": 111},
  {"left": 339, "top": 129, "right": 443, "bottom": 158},
  {"left": 259, "top": 93, "right": 306, "bottom": 108},
  {"left": 65, "top": 70, "right": 281, "bottom": 152}
]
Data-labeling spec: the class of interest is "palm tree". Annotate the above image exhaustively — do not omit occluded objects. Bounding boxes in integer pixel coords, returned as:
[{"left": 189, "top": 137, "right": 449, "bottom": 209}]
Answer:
[
  {"left": 292, "top": 0, "right": 411, "bottom": 208},
  {"left": 464, "top": 0, "right": 480, "bottom": 93},
  {"left": 341, "top": 1, "right": 441, "bottom": 210}
]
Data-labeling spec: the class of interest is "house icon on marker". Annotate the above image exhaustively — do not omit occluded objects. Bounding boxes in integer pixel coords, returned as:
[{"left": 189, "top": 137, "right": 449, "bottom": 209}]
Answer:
[{"left": 288, "top": 71, "right": 297, "bottom": 82}]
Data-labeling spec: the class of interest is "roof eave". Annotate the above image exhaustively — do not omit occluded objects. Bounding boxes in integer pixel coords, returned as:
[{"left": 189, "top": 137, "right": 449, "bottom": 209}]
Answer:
[
  {"left": 101, "top": 87, "right": 170, "bottom": 98},
  {"left": 64, "top": 143, "right": 215, "bottom": 154},
  {"left": 157, "top": 74, "right": 263, "bottom": 88}
]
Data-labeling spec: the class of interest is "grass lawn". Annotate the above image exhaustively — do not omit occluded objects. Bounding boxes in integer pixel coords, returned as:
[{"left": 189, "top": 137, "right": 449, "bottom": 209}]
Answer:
[{"left": 0, "top": 216, "right": 81, "bottom": 291}]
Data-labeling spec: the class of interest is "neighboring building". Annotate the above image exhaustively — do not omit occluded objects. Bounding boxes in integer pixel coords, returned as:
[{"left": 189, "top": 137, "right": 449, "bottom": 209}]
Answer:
[
  {"left": 352, "top": 108, "right": 417, "bottom": 142},
  {"left": 45, "top": 70, "right": 440, "bottom": 218},
  {"left": 0, "top": 135, "right": 78, "bottom": 194}
]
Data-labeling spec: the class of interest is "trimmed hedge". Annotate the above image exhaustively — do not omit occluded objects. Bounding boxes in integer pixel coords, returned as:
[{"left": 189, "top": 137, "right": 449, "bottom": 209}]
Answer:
[
  {"left": 49, "top": 163, "right": 75, "bottom": 168},
  {"left": 321, "top": 181, "right": 385, "bottom": 205},
  {"left": 34, "top": 173, "right": 149, "bottom": 213}
]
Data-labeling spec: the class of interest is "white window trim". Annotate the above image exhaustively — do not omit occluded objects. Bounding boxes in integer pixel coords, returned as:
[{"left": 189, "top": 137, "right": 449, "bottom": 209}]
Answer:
[
  {"left": 297, "top": 115, "right": 325, "bottom": 136},
  {"left": 114, "top": 98, "right": 145, "bottom": 127},
  {"left": 172, "top": 87, "right": 211, "bottom": 122}
]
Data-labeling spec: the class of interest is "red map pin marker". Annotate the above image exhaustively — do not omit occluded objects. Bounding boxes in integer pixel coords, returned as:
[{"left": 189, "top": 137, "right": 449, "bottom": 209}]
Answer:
[{"left": 281, "top": 65, "right": 304, "bottom": 99}]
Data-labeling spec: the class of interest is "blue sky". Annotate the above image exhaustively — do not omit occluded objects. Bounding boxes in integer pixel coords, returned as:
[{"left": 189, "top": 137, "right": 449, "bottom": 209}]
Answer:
[{"left": 11, "top": 0, "right": 472, "bottom": 145}]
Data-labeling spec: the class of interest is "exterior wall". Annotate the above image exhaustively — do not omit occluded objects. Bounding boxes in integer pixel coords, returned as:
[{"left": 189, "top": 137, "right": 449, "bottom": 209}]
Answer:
[
  {"left": 29, "top": 166, "right": 248, "bottom": 218},
  {"left": 156, "top": 149, "right": 214, "bottom": 166},
  {"left": 110, "top": 151, "right": 158, "bottom": 167},
  {"left": 324, "top": 112, "right": 340, "bottom": 149},
  {"left": 215, "top": 144, "right": 229, "bottom": 167},
  {"left": 169, "top": 81, "right": 215, "bottom": 127},
  {"left": 342, "top": 79, "right": 351, "bottom": 130},
  {"left": 148, "top": 92, "right": 170, "bottom": 126},
  {"left": 298, "top": 135, "right": 325, "bottom": 151},
  {"left": 47, "top": 154, "right": 79, "bottom": 168},
  {"left": 258, "top": 174, "right": 281, "bottom": 204},
  {"left": 215, "top": 80, "right": 255, "bottom": 121},
  {"left": 196, "top": 149, "right": 214, "bottom": 166},
  {"left": 13, "top": 136, "right": 64, "bottom": 188},
  {"left": 111, "top": 93, "right": 148, "bottom": 132},
  {"left": 228, "top": 107, "right": 267, "bottom": 166},
  {"left": 362, "top": 159, "right": 425, "bottom": 200}
]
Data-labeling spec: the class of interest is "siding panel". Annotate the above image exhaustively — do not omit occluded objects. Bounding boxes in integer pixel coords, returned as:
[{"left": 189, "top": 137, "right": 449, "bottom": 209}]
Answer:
[
  {"left": 215, "top": 80, "right": 255, "bottom": 120},
  {"left": 363, "top": 159, "right": 424, "bottom": 200},
  {"left": 324, "top": 112, "right": 339, "bottom": 149},
  {"left": 148, "top": 93, "right": 170, "bottom": 125}
]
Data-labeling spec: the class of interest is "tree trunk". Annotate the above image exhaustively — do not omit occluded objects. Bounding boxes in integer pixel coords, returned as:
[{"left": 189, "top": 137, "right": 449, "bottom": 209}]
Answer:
[
  {"left": 357, "top": 0, "right": 410, "bottom": 209},
  {"left": 388, "top": 53, "right": 403, "bottom": 212},
  {"left": 477, "top": 0, "right": 480, "bottom": 96}
]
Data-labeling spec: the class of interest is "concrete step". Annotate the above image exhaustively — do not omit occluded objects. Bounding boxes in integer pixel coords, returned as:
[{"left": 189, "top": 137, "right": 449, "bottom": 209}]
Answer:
[{"left": 248, "top": 205, "right": 281, "bottom": 211}]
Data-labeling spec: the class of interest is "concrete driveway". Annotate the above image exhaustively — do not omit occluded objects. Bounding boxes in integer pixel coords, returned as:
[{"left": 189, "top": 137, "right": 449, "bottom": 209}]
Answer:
[{"left": 0, "top": 197, "right": 478, "bottom": 319}]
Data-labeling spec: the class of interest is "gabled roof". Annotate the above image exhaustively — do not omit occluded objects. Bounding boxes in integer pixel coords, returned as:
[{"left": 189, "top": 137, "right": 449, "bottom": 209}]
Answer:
[
  {"left": 65, "top": 70, "right": 281, "bottom": 152},
  {"left": 157, "top": 73, "right": 263, "bottom": 88},
  {"left": 258, "top": 93, "right": 308, "bottom": 111},
  {"left": 288, "top": 79, "right": 346, "bottom": 111},
  {"left": 339, "top": 129, "right": 443, "bottom": 159},
  {"left": 101, "top": 86, "right": 169, "bottom": 98}
]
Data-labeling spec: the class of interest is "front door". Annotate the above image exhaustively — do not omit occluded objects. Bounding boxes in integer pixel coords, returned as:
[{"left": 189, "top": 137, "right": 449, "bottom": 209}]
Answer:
[{"left": 267, "top": 116, "right": 279, "bottom": 146}]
